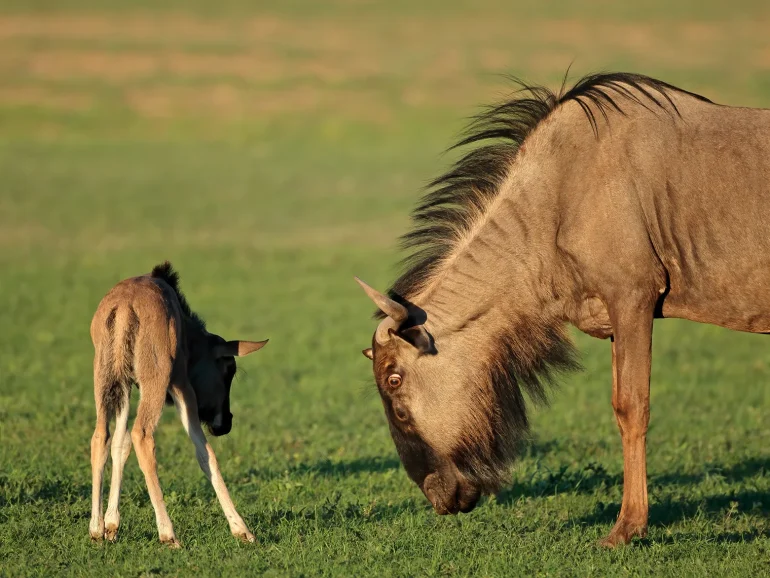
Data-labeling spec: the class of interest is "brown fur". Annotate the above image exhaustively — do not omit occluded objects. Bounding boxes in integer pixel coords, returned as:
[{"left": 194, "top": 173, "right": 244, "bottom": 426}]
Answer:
[
  {"left": 358, "top": 71, "right": 770, "bottom": 545},
  {"left": 88, "top": 262, "right": 267, "bottom": 546}
]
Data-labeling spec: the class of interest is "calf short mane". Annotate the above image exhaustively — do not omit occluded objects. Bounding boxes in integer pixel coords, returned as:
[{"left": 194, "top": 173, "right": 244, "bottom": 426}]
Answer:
[
  {"left": 389, "top": 72, "right": 711, "bottom": 302},
  {"left": 151, "top": 261, "right": 206, "bottom": 330}
]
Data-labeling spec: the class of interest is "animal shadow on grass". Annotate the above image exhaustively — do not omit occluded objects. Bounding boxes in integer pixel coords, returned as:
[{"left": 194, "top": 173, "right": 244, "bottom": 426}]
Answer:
[
  {"left": 508, "top": 454, "right": 770, "bottom": 544},
  {"left": 291, "top": 456, "right": 401, "bottom": 477},
  {"left": 253, "top": 494, "right": 425, "bottom": 544},
  {"left": 494, "top": 441, "right": 622, "bottom": 505},
  {"left": 0, "top": 475, "right": 91, "bottom": 508},
  {"left": 254, "top": 455, "right": 402, "bottom": 481},
  {"left": 576, "top": 488, "right": 770, "bottom": 545}
]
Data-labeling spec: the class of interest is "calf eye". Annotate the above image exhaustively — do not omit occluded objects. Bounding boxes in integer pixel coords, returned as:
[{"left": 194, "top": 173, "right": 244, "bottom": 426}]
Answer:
[{"left": 388, "top": 374, "right": 402, "bottom": 388}]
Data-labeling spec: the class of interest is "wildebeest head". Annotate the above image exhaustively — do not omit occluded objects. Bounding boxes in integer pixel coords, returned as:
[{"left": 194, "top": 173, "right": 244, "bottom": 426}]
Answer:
[
  {"left": 187, "top": 332, "right": 268, "bottom": 437},
  {"left": 356, "top": 276, "right": 577, "bottom": 513},
  {"left": 355, "top": 277, "right": 508, "bottom": 515}
]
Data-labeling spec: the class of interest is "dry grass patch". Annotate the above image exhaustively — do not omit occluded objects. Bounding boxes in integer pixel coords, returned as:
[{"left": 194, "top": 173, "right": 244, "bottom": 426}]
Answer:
[
  {"left": 0, "top": 219, "right": 402, "bottom": 253},
  {"left": 2, "top": 13, "right": 769, "bottom": 121},
  {"left": 124, "top": 84, "right": 398, "bottom": 123},
  {"left": 0, "top": 86, "right": 93, "bottom": 110},
  {"left": 0, "top": 14, "right": 236, "bottom": 43},
  {"left": 20, "top": 49, "right": 383, "bottom": 84}
]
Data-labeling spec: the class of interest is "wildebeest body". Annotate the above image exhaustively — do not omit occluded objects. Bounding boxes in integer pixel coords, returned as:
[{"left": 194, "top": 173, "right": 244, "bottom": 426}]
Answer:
[
  {"left": 89, "top": 262, "right": 267, "bottom": 546},
  {"left": 356, "top": 73, "right": 770, "bottom": 546},
  {"left": 556, "top": 98, "right": 770, "bottom": 334}
]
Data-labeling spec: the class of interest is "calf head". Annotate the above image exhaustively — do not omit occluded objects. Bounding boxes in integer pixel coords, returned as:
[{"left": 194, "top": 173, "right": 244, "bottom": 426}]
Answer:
[{"left": 187, "top": 332, "right": 268, "bottom": 436}]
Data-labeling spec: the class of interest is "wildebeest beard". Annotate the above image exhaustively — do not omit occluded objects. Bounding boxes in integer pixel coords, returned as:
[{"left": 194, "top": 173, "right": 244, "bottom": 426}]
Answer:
[
  {"left": 396, "top": 320, "right": 580, "bottom": 494},
  {"left": 461, "top": 322, "right": 580, "bottom": 490}
]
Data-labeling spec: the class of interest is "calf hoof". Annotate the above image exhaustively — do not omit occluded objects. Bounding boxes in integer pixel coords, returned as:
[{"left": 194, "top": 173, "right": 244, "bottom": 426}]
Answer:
[
  {"left": 104, "top": 525, "right": 119, "bottom": 542},
  {"left": 233, "top": 529, "right": 256, "bottom": 544},
  {"left": 89, "top": 521, "right": 105, "bottom": 542},
  {"left": 598, "top": 519, "right": 647, "bottom": 548},
  {"left": 160, "top": 535, "right": 181, "bottom": 549}
]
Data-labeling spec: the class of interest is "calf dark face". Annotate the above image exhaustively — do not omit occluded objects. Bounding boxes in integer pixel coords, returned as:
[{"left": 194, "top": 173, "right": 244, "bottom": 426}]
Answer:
[{"left": 188, "top": 332, "right": 267, "bottom": 436}]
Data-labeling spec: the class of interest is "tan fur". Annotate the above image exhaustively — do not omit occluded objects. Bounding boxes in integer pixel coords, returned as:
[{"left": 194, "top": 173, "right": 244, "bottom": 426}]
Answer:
[
  {"left": 359, "top": 73, "right": 770, "bottom": 546},
  {"left": 88, "top": 264, "right": 267, "bottom": 546}
]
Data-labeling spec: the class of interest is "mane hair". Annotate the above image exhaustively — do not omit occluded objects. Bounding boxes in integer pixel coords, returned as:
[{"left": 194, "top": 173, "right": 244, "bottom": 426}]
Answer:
[
  {"left": 452, "top": 316, "right": 581, "bottom": 490},
  {"left": 150, "top": 261, "right": 206, "bottom": 330},
  {"left": 376, "top": 73, "right": 711, "bottom": 484},
  {"left": 388, "top": 71, "right": 711, "bottom": 303}
]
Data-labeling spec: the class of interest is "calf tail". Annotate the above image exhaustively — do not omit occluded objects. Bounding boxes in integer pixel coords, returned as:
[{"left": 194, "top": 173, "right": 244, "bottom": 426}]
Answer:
[{"left": 98, "top": 305, "right": 139, "bottom": 413}]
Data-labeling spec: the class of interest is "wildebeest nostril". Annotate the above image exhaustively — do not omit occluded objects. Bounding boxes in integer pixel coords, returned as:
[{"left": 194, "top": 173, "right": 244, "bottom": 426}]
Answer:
[
  {"left": 458, "top": 494, "right": 479, "bottom": 513},
  {"left": 458, "top": 484, "right": 481, "bottom": 513},
  {"left": 423, "top": 472, "right": 461, "bottom": 515}
]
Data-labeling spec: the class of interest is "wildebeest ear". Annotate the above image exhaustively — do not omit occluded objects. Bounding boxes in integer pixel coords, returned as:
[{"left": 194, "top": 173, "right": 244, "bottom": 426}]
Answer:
[
  {"left": 398, "top": 326, "right": 436, "bottom": 355},
  {"left": 362, "top": 348, "right": 374, "bottom": 360},
  {"left": 215, "top": 339, "right": 269, "bottom": 358}
]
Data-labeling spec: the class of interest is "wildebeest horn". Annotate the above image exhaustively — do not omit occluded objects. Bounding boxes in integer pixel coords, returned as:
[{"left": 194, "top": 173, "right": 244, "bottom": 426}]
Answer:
[{"left": 354, "top": 277, "right": 408, "bottom": 322}]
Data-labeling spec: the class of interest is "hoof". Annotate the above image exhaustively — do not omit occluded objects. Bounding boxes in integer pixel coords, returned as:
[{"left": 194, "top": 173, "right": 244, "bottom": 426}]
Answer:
[
  {"left": 234, "top": 529, "right": 257, "bottom": 544},
  {"left": 104, "top": 525, "right": 119, "bottom": 542},
  {"left": 598, "top": 520, "right": 647, "bottom": 548},
  {"left": 160, "top": 536, "right": 181, "bottom": 549},
  {"left": 89, "top": 521, "right": 105, "bottom": 542}
]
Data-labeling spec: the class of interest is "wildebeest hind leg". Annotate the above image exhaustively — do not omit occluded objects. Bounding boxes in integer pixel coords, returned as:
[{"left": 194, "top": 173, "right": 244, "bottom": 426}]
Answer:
[
  {"left": 89, "top": 394, "right": 112, "bottom": 541},
  {"left": 103, "top": 388, "right": 132, "bottom": 541},
  {"left": 131, "top": 365, "right": 179, "bottom": 548}
]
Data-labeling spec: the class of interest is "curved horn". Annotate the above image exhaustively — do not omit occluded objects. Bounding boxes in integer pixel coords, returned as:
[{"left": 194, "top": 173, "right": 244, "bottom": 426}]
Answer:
[
  {"left": 374, "top": 317, "right": 398, "bottom": 345},
  {"left": 354, "top": 277, "right": 408, "bottom": 322}
]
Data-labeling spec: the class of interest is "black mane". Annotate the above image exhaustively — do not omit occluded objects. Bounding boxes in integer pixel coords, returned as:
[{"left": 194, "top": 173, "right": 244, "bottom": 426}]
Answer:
[
  {"left": 375, "top": 72, "right": 711, "bottom": 484},
  {"left": 151, "top": 261, "right": 206, "bottom": 329},
  {"left": 388, "top": 72, "right": 711, "bottom": 303}
]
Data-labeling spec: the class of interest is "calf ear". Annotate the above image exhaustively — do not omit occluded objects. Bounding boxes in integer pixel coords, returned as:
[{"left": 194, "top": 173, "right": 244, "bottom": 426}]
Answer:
[
  {"left": 362, "top": 348, "right": 374, "bottom": 360},
  {"left": 215, "top": 339, "right": 269, "bottom": 357}
]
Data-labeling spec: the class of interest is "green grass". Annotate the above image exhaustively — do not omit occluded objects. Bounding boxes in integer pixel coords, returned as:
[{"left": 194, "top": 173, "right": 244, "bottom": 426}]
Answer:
[{"left": 1, "top": 1, "right": 770, "bottom": 576}]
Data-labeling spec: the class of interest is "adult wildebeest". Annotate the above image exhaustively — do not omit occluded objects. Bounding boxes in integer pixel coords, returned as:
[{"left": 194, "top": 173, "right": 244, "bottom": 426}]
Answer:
[
  {"left": 89, "top": 262, "right": 267, "bottom": 547},
  {"left": 356, "top": 72, "right": 770, "bottom": 546}
]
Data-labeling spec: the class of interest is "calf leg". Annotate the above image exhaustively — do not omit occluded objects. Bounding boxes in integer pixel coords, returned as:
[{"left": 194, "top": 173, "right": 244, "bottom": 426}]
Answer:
[
  {"left": 131, "top": 382, "right": 179, "bottom": 547},
  {"left": 170, "top": 382, "right": 255, "bottom": 543},
  {"left": 89, "top": 399, "right": 111, "bottom": 541},
  {"left": 103, "top": 391, "right": 132, "bottom": 541},
  {"left": 600, "top": 303, "right": 653, "bottom": 547}
]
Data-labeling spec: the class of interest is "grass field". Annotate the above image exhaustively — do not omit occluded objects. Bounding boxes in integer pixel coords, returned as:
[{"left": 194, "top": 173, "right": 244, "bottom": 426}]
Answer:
[{"left": 2, "top": 1, "right": 770, "bottom": 576}]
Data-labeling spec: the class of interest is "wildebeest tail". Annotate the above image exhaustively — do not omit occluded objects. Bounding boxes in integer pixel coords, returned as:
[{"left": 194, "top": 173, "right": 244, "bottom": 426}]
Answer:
[{"left": 98, "top": 304, "right": 139, "bottom": 413}]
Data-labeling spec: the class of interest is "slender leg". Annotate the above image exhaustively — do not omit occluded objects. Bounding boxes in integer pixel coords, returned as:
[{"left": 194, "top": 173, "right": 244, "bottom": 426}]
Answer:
[
  {"left": 89, "top": 402, "right": 111, "bottom": 541},
  {"left": 131, "top": 384, "right": 179, "bottom": 547},
  {"left": 103, "top": 392, "right": 132, "bottom": 541},
  {"left": 170, "top": 382, "right": 255, "bottom": 543},
  {"left": 600, "top": 304, "right": 653, "bottom": 547}
]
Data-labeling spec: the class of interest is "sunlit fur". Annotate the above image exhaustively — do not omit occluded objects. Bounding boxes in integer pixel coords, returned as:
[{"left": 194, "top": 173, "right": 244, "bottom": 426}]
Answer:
[
  {"left": 89, "top": 262, "right": 265, "bottom": 546},
  {"left": 372, "top": 73, "right": 715, "bottom": 491}
]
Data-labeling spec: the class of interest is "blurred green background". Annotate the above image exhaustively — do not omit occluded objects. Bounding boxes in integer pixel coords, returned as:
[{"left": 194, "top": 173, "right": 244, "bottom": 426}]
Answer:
[{"left": 1, "top": 1, "right": 770, "bottom": 576}]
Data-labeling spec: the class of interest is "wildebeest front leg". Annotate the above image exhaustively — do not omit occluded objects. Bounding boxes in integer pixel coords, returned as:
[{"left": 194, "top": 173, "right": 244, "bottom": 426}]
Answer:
[
  {"left": 170, "top": 382, "right": 256, "bottom": 543},
  {"left": 600, "top": 305, "right": 653, "bottom": 547}
]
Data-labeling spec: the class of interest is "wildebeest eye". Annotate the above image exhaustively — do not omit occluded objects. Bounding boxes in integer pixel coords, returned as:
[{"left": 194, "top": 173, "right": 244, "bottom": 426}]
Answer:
[{"left": 388, "top": 374, "right": 402, "bottom": 388}]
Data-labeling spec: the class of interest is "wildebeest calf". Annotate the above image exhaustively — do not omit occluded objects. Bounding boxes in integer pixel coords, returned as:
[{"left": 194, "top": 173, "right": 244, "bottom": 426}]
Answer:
[{"left": 88, "top": 262, "right": 267, "bottom": 547}]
